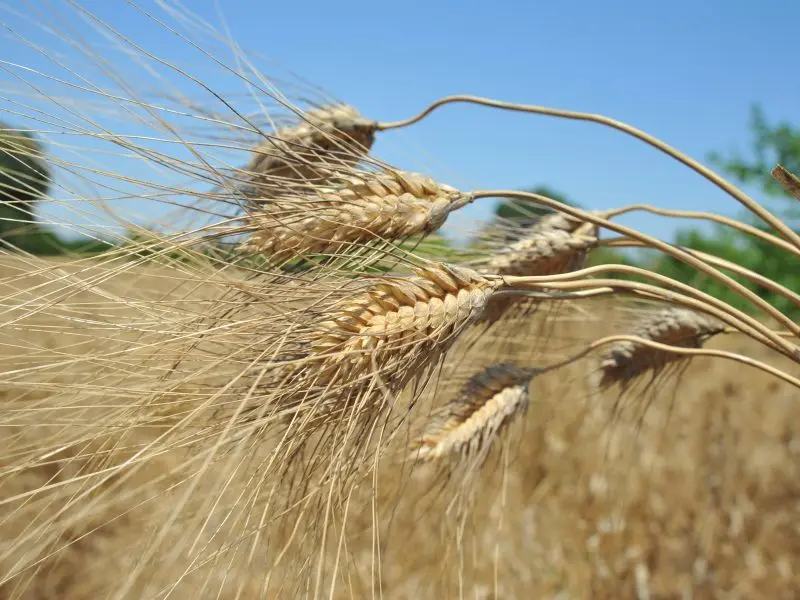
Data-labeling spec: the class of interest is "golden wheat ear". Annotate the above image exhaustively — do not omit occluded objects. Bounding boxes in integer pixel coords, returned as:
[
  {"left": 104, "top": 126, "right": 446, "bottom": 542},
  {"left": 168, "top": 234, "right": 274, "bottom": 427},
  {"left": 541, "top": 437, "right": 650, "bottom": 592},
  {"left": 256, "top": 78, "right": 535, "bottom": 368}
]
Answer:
[
  {"left": 411, "top": 363, "right": 536, "bottom": 462},
  {"left": 230, "top": 263, "right": 502, "bottom": 440},
  {"left": 451, "top": 218, "right": 598, "bottom": 360},
  {"left": 242, "top": 103, "right": 378, "bottom": 202},
  {"left": 239, "top": 169, "right": 472, "bottom": 263},
  {"left": 306, "top": 263, "right": 499, "bottom": 388},
  {"left": 594, "top": 307, "right": 725, "bottom": 390}
]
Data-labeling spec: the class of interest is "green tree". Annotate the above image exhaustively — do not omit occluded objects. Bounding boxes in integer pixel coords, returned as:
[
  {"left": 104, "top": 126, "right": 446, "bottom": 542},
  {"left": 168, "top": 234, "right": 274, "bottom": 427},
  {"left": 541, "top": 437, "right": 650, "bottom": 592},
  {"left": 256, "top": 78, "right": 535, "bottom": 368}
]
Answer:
[
  {"left": 0, "top": 122, "right": 51, "bottom": 242},
  {"left": 652, "top": 105, "right": 800, "bottom": 317}
]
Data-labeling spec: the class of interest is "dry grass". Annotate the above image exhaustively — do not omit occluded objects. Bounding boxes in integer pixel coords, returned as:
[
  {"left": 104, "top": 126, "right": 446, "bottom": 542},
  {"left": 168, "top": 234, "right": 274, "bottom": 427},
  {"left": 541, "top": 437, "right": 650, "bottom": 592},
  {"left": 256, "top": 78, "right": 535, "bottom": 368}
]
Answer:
[{"left": 1, "top": 6, "right": 798, "bottom": 597}]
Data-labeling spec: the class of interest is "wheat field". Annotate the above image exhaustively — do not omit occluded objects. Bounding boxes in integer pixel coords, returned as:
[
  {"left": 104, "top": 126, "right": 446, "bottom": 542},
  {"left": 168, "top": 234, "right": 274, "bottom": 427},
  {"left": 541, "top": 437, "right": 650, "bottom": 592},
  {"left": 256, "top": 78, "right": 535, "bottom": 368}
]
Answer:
[
  {"left": 0, "top": 257, "right": 796, "bottom": 599},
  {"left": 1, "top": 3, "right": 799, "bottom": 598}
]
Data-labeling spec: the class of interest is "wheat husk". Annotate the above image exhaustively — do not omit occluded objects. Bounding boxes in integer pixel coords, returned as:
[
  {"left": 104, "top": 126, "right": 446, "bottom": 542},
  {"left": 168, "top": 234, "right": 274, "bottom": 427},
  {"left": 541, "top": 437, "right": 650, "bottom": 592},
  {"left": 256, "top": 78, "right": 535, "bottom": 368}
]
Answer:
[
  {"left": 243, "top": 104, "right": 377, "bottom": 201},
  {"left": 412, "top": 363, "right": 535, "bottom": 461},
  {"left": 241, "top": 170, "right": 469, "bottom": 260},
  {"left": 597, "top": 307, "right": 724, "bottom": 389}
]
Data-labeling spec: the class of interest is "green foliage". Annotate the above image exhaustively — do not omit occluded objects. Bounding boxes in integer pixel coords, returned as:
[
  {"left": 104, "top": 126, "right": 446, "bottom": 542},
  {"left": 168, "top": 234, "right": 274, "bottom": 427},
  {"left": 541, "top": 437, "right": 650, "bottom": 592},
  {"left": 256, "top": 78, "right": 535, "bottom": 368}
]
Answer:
[
  {"left": 0, "top": 226, "right": 110, "bottom": 256},
  {"left": 708, "top": 106, "right": 800, "bottom": 207},
  {"left": 652, "top": 226, "right": 800, "bottom": 319}
]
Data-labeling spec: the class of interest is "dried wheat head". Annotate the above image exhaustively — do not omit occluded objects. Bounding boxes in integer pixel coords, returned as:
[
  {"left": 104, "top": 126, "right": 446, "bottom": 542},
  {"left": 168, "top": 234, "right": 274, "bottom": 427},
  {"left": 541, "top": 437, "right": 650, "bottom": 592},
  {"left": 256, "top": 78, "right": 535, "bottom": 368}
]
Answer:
[
  {"left": 596, "top": 307, "right": 725, "bottom": 389},
  {"left": 412, "top": 363, "right": 536, "bottom": 461},
  {"left": 244, "top": 264, "right": 502, "bottom": 482},
  {"left": 475, "top": 222, "right": 597, "bottom": 325},
  {"left": 241, "top": 170, "right": 471, "bottom": 260},
  {"left": 484, "top": 208, "right": 599, "bottom": 248},
  {"left": 307, "top": 263, "right": 500, "bottom": 390},
  {"left": 244, "top": 104, "right": 377, "bottom": 200},
  {"left": 483, "top": 224, "right": 597, "bottom": 277}
]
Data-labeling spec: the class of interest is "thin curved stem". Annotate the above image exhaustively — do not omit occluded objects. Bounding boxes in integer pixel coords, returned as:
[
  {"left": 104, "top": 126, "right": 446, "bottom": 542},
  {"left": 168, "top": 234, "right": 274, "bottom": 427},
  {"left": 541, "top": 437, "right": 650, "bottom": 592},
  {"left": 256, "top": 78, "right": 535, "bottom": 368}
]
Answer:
[
  {"left": 378, "top": 94, "right": 800, "bottom": 250},
  {"left": 500, "top": 268, "right": 796, "bottom": 359},
  {"left": 538, "top": 334, "right": 800, "bottom": 390},
  {"left": 602, "top": 204, "right": 800, "bottom": 258},
  {"left": 601, "top": 238, "right": 800, "bottom": 310},
  {"left": 478, "top": 189, "right": 800, "bottom": 340},
  {"left": 722, "top": 328, "right": 797, "bottom": 338}
]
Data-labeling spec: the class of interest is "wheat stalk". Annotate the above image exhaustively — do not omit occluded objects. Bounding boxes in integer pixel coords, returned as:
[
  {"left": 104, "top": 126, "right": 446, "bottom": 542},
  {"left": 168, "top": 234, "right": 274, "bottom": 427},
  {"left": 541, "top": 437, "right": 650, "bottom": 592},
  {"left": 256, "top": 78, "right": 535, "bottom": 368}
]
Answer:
[
  {"left": 595, "top": 307, "right": 724, "bottom": 389},
  {"left": 378, "top": 94, "right": 800, "bottom": 251},
  {"left": 411, "top": 363, "right": 535, "bottom": 461}
]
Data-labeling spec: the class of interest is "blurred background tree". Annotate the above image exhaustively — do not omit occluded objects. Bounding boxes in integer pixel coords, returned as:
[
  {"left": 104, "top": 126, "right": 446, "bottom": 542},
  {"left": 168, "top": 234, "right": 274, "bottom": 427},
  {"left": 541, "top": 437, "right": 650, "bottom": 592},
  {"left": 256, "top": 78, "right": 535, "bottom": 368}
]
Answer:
[
  {"left": 0, "top": 121, "right": 51, "bottom": 243},
  {"left": 0, "top": 121, "right": 108, "bottom": 255}
]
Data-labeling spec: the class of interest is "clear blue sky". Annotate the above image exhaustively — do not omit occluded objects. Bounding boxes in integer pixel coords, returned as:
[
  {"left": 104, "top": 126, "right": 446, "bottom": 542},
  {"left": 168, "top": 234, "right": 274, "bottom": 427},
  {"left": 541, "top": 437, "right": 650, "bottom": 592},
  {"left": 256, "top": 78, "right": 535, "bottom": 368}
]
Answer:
[{"left": 2, "top": 0, "right": 798, "bottom": 243}]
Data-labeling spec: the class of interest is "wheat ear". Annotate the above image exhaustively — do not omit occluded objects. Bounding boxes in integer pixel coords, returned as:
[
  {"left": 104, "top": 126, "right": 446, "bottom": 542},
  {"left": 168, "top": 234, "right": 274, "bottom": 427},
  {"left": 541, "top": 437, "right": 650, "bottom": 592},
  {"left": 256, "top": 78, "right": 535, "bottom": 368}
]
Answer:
[
  {"left": 237, "top": 263, "right": 501, "bottom": 428},
  {"left": 307, "top": 263, "right": 500, "bottom": 391},
  {"left": 412, "top": 363, "right": 536, "bottom": 461},
  {"left": 240, "top": 169, "right": 472, "bottom": 261},
  {"left": 596, "top": 308, "right": 724, "bottom": 389},
  {"left": 244, "top": 104, "right": 378, "bottom": 200},
  {"left": 241, "top": 264, "right": 502, "bottom": 505},
  {"left": 474, "top": 221, "right": 597, "bottom": 327},
  {"left": 482, "top": 223, "right": 597, "bottom": 277}
]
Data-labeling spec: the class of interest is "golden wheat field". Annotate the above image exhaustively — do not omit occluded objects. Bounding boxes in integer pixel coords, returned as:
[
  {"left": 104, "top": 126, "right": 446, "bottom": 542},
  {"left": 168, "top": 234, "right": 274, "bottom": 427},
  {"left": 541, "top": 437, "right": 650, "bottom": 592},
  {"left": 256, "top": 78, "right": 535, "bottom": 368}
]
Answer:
[
  {"left": 2, "top": 4, "right": 799, "bottom": 598},
  {"left": 1, "top": 256, "right": 797, "bottom": 599}
]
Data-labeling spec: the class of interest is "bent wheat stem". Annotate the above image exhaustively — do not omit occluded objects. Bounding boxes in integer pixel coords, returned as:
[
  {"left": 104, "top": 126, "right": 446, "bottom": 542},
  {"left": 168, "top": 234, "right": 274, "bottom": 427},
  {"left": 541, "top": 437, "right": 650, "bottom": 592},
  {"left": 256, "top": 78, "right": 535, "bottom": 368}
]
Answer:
[
  {"left": 601, "top": 238, "right": 800, "bottom": 311},
  {"left": 378, "top": 94, "right": 800, "bottom": 250},
  {"left": 477, "top": 189, "right": 800, "bottom": 340},
  {"left": 497, "top": 269, "right": 794, "bottom": 358},
  {"left": 601, "top": 204, "right": 800, "bottom": 258}
]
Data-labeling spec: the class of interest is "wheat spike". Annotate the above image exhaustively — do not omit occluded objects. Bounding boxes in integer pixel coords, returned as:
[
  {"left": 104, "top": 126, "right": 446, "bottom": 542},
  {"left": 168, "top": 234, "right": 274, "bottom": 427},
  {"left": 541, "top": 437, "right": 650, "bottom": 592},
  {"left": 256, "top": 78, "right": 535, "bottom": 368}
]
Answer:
[
  {"left": 485, "top": 208, "right": 597, "bottom": 247},
  {"left": 474, "top": 222, "right": 597, "bottom": 326},
  {"left": 307, "top": 263, "right": 499, "bottom": 389},
  {"left": 482, "top": 223, "right": 597, "bottom": 277},
  {"left": 244, "top": 104, "right": 377, "bottom": 200},
  {"left": 239, "top": 264, "right": 500, "bottom": 426},
  {"left": 243, "top": 264, "right": 501, "bottom": 484},
  {"left": 412, "top": 363, "right": 536, "bottom": 461},
  {"left": 241, "top": 170, "right": 471, "bottom": 260},
  {"left": 597, "top": 307, "right": 725, "bottom": 389},
  {"left": 532, "top": 210, "right": 596, "bottom": 234}
]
